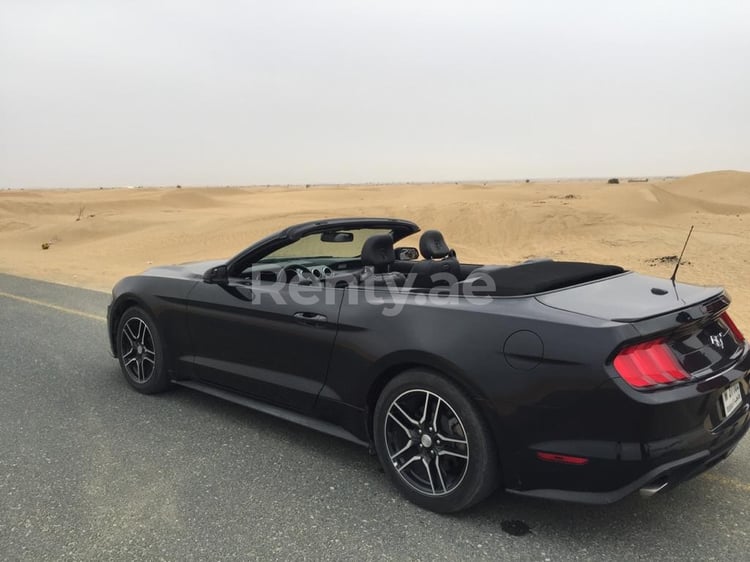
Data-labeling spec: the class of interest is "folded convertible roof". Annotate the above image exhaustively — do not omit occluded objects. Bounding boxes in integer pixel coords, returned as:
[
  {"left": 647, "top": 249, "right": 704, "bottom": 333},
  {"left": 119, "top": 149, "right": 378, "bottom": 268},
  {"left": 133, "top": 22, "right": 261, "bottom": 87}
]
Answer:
[{"left": 467, "top": 261, "right": 626, "bottom": 296}]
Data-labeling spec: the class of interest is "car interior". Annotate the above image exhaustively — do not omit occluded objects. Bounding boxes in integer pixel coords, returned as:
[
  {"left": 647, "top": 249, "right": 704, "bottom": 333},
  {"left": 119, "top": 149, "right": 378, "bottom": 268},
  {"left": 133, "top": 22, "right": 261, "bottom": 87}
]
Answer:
[
  {"left": 356, "top": 230, "right": 625, "bottom": 295},
  {"left": 241, "top": 228, "right": 625, "bottom": 296}
]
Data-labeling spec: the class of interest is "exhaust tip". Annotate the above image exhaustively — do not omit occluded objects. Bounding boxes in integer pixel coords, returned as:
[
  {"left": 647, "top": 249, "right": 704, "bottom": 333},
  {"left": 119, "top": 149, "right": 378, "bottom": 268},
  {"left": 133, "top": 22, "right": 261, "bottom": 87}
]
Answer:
[{"left": 639, "top": 479, "right": 669, "bottom": 497}]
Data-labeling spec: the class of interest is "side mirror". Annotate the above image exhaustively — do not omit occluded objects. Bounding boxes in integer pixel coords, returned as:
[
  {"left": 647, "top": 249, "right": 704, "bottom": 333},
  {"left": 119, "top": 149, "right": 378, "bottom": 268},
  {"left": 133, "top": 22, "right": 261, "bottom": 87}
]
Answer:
[
  {"left": 203, "top": 264, "right": 229, "bottom": 284},
  {"left": 395, "top": 247, "right": 419, "bottom": 261}
]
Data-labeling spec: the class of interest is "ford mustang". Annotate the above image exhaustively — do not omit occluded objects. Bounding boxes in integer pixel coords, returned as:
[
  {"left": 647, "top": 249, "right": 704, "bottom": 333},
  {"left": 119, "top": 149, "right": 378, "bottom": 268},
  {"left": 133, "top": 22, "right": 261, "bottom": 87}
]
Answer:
[{"left": 107, "top": 218, "right": 749, "bottom": 512}]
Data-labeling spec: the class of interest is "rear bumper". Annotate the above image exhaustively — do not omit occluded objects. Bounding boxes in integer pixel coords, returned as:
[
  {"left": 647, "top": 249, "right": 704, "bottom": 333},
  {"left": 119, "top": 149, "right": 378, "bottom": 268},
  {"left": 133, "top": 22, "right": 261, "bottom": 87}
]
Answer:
[
  {"left": 507, "top": 402, "right": 749, "bottom": 504},
  {"left": 501, "top": 352, "right": 750, "bottom": 504}
]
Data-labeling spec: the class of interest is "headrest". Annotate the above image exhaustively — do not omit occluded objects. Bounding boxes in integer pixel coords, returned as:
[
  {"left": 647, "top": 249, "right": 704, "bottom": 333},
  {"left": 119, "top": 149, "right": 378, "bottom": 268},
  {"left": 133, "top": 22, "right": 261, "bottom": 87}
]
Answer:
[
  {"left": 361, "top": 234, "right": 395, "bottom": 267},
  {"left": 419, "top": 230, "right": 451, "bottom": 259}
]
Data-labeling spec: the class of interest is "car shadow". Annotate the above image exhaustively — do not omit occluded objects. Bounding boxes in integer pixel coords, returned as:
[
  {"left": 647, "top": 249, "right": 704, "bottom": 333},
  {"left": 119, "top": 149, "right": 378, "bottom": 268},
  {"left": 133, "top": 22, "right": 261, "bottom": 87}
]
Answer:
[{"left": 104, "top": 367, "right": 744, "bottom": 551}]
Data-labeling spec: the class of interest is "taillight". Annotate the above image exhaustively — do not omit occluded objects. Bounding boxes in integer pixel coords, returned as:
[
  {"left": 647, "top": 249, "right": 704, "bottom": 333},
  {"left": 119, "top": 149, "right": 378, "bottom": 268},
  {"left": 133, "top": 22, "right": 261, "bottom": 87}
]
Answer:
[
  {"left": 536, "top": 451, "right": 589, "bottom": 465},
  {"left": 721, "top": 312, "right": 745, "bottom": 343},
  {"left": 613, "top": 339, "right": 689, "bottom": 388}
]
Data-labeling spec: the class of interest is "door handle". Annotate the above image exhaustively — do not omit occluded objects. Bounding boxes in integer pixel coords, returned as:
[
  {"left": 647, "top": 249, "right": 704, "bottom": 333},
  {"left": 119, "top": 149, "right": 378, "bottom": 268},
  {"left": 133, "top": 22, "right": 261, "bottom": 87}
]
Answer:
[{"left": 293, "top": 312, "right": 328, "bottom": 325}]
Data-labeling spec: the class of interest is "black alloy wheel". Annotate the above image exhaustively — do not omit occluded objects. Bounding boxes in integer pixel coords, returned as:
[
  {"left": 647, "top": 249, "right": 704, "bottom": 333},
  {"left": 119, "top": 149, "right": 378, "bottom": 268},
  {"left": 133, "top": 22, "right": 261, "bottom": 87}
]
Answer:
[
  {"left": 374, "top": 369, "right": 499, "bottom": 513},
  {"left": 116, "top": 307, "right": 170, "bottom": 394}
]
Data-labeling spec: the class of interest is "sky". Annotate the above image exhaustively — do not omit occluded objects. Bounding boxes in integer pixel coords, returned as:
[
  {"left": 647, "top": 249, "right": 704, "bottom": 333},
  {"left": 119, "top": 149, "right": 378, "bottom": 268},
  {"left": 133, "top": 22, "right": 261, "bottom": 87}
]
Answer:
[{"left": 1, "top": 0, "right": 748, "bottom": 188}]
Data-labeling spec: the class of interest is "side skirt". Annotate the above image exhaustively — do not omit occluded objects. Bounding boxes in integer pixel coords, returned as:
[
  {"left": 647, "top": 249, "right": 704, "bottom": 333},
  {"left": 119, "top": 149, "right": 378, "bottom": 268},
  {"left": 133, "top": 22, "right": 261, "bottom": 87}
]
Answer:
[{"left": 172, "top": 379, "right": 369, "bottom": 448}]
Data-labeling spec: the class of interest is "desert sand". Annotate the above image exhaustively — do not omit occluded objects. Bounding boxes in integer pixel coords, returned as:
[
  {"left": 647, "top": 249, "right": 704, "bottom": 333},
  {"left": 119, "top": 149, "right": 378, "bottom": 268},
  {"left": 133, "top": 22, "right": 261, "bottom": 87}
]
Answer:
[{"left": 1, "top": 170, "right": 748, "bottom": 327}]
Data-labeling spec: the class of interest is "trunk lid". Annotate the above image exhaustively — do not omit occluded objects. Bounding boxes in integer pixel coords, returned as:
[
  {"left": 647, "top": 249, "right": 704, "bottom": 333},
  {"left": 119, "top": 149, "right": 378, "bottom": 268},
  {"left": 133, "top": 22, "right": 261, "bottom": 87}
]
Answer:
[
  {"left": 665, "top": 312, "right": 745, "bottom": 379},
  {"left": 536, "top": 272, "right": 723, "bottom": 322},
  {"left": 537, "top": 271, "right": 746, "bottom": 383}
]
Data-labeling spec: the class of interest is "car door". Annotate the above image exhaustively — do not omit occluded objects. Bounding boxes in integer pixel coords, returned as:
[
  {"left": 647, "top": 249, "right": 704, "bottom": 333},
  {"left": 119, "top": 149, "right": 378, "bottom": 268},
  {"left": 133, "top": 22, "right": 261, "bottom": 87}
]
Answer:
[{"left": 186, "top": 276, "right": 344, "bottom": 413}]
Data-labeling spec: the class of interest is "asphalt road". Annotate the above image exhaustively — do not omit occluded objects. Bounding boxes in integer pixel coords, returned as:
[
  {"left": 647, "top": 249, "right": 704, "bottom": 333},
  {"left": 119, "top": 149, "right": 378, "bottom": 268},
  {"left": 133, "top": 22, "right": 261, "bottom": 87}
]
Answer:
[{"left": 1, "top": 272, "right": 749, "bottom": 561}]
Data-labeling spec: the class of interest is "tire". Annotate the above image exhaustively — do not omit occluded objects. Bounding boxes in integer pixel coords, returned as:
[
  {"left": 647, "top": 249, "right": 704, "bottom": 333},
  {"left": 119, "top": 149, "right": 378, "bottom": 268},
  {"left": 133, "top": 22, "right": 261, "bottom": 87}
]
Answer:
[
  {"left": 116, "top": 306, "right": 170, "bottom": 394},
  {"left": 373, "top": 369, "right": 499, "bottom": 513}
]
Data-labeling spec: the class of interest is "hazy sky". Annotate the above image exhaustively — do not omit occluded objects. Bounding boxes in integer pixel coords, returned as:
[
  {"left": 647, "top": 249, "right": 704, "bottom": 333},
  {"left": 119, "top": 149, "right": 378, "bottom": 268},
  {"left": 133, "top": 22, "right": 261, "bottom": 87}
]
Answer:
[{"left": 1, "top": 1, "right": 748, "bottom": 188}]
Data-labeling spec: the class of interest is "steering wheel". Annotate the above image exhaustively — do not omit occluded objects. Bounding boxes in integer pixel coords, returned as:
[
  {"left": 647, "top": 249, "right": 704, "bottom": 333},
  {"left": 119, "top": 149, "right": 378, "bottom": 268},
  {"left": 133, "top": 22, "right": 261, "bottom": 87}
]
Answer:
[{"left": 282, "top": 265, "right": 316, "bottom": 284}]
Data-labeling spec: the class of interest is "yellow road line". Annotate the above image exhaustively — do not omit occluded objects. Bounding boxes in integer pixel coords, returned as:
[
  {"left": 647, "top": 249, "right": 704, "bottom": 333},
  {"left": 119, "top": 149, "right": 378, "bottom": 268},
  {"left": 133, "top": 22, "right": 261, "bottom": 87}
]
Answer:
[
  {"left": 700, "top": 471, "right": 750, "bottom": 492},
  {"left": 0, "top": 290, "right": 107, "bottom": 322}
]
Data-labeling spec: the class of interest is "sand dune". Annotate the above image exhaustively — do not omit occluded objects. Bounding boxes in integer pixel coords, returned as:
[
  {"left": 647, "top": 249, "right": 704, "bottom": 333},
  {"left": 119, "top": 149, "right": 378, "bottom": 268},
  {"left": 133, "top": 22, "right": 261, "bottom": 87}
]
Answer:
[
  {"left": 661, "top": 171, "right": 750, "bottom": 207},
  {"left": 1, "top": 171, "right": 748, "bottom": 327}
]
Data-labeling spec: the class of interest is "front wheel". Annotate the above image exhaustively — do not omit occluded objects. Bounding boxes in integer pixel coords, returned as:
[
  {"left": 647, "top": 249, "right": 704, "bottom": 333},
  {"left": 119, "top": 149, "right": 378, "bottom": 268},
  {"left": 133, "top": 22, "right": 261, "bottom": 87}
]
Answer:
[
  {"left": 116, "top": 306, "right": 170, "bottom": 394},
  {"left": 373, "top": 370, "right": 499, "bottom": 513}
]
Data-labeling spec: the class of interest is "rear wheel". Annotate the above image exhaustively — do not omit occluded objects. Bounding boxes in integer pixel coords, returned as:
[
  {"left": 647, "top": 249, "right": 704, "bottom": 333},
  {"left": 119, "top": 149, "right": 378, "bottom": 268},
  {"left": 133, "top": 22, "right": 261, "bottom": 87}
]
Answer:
[
  {"left": 373, "top": 369, "right": 499, "bottom": 513},
  {"left": 116, "top": 307, "right": 170, "bottom": 394}
]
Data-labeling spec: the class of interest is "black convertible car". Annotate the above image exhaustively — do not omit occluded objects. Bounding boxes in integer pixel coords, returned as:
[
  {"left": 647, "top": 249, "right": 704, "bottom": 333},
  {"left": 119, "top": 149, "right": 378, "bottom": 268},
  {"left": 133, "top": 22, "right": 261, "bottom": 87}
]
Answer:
[{"left": 107, "top": 218, "right": 749, "bottom": 512}]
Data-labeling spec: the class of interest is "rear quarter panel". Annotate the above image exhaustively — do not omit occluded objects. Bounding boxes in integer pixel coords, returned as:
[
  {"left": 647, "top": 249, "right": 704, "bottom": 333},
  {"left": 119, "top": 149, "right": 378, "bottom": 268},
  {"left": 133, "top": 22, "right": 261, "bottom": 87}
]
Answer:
[{"left": 322, "top": 288, "right": 637, "bottom": 454}]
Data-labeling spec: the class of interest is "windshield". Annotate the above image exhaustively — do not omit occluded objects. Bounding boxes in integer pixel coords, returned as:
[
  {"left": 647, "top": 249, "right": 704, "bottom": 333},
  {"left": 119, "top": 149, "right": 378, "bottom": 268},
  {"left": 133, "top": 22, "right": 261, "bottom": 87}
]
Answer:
[{"left": 258, "top": 228, "right": 394, "bottom": 263}]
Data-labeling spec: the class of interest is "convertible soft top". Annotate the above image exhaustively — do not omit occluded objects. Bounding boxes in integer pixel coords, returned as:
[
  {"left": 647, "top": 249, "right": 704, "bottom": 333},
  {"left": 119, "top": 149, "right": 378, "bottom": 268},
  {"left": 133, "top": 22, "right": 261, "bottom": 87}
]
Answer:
[{"left": 467, "top": 261, "right": 625, "bottom": 296}]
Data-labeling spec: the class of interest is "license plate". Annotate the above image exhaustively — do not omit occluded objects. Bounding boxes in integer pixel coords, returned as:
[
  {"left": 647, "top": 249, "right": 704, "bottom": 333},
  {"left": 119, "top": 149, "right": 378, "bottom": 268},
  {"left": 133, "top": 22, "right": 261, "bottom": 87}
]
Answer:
[{"left": 722, "top": 383, "right": 743, "bottom": 418}]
